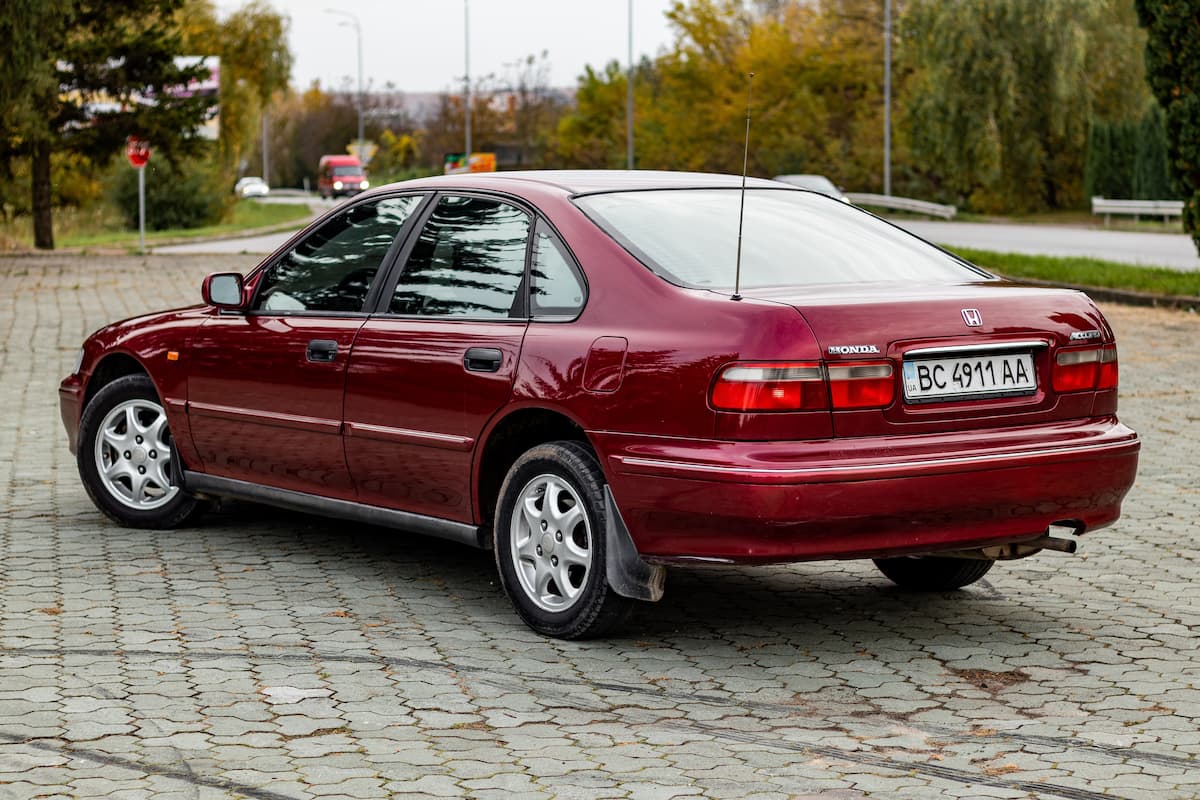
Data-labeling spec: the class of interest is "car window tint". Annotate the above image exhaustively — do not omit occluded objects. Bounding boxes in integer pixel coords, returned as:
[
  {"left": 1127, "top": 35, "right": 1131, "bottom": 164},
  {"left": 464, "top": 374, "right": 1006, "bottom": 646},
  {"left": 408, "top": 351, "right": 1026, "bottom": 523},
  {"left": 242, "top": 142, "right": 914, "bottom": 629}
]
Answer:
[
  {"left": 255, "top": 195, "right": 421, "bottom": 313},
  {"left": 531, "top": 224, "right": 584, "bottom": 317},
  {"left": 575, "top": 189, "right": 982, "bottom": 290},
  {"left": 390, "top": 195, "right": 530, "bottom": 318}
]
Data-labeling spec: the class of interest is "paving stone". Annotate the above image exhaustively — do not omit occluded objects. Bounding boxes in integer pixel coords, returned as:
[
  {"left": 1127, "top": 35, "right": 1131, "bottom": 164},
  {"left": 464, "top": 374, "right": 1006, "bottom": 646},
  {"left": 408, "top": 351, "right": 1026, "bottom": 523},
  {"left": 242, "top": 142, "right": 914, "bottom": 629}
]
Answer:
[{"left": 0, "top": 257, "right": 1196, "bottom": 798}]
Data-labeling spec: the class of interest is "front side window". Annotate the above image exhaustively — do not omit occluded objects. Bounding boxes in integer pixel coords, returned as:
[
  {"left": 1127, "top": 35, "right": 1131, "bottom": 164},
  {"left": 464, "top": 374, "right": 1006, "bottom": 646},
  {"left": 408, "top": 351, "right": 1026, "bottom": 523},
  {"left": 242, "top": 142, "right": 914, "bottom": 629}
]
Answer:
[
  {"left": 390, "top": 195, "right": 530, "bottom": 318},
  {"left": 255, "top": 195, "right": 422, "bottom": 313}
]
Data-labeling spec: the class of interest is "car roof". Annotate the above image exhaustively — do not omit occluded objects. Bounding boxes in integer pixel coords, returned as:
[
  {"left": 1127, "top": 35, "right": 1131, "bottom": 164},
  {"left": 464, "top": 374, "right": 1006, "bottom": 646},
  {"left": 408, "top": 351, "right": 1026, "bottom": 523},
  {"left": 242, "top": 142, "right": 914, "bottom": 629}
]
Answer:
[{"left": 387, "top": 170, "right": 793, "bottom": 196}]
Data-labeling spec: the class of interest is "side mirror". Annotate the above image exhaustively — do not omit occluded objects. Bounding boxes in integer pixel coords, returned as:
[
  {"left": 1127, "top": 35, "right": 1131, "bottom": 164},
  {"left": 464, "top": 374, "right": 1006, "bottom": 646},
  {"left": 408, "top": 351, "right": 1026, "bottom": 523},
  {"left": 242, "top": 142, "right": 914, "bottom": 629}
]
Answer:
[{"left": 202, "top": 272, "right": 245, "bottom": 309}]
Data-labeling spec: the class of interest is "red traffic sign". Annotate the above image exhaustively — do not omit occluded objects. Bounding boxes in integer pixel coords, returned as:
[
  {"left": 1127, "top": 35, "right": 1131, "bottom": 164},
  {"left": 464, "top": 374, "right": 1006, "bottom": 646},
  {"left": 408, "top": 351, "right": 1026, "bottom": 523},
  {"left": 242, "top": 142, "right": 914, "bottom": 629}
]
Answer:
[{"left": 126, "top": 137, "right": 151, "bottom": 168}]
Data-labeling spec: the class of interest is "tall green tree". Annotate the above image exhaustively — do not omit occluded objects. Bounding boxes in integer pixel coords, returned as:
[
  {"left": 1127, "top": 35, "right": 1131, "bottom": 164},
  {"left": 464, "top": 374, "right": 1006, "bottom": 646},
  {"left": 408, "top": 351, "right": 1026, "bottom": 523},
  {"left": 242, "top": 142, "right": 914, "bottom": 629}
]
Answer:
[
  {"left": 1136, "top": 0, "right": 1200, "bottom": 252},
  {"left": 902, "top": 0, "right": 1148, "bottom": 213},
  {"left": 1, "top": 0, "right": 213, "bottom": 248}
]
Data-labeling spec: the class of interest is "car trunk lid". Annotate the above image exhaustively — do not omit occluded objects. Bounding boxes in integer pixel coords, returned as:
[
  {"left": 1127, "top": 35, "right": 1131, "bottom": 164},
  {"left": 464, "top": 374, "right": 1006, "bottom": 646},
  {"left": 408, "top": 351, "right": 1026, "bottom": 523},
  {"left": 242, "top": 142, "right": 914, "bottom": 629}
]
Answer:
[{"left": 742, "top": 280, "right": 1113, "bottom": 437}]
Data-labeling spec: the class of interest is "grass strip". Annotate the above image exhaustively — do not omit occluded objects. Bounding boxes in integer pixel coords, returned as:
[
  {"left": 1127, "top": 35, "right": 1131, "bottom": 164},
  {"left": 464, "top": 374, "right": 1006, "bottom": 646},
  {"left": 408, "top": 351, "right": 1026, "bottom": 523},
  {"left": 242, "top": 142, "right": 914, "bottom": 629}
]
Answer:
[
  {"left": 59, "top": 201, "right": 312, "bottom": 249},
  {"left": 943, "top": 246, "right": 1200, "bottom": 298}
]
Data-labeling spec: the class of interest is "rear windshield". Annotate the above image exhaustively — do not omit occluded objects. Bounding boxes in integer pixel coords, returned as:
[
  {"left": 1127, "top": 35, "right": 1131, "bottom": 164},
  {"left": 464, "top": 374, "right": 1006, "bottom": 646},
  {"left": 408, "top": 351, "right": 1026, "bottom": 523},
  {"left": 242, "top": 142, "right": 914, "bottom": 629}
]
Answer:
[{"left": 574, "top": 188, "right": 984, "bottom": 290}]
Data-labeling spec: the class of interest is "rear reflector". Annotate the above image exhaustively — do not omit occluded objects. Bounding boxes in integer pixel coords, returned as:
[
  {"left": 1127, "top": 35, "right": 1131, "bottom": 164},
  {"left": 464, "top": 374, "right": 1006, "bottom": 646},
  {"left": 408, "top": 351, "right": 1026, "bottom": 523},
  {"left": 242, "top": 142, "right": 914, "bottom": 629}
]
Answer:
[
  {"left": 1053, "top": 344, "right": 1118, "bottom": 393},
  {"left": 710, "top": 362, "right": 827, "bottom": 411},
  {"left": 827, "top": 361, "right": 895, "bottom": 409}
]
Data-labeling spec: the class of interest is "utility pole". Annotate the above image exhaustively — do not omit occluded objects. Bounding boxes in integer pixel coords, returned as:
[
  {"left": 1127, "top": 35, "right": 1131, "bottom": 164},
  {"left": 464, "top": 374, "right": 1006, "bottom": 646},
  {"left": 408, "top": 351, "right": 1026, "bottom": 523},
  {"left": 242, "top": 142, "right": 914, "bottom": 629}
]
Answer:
[
  {"left": 883, "top": 0, "right": 892, "bottom": 196},
  {"left": 627, "top": 0, "right": 634, "bottom": 170},
  {"left": 261, "top": 105, "right": 269, "bottom": 185}
]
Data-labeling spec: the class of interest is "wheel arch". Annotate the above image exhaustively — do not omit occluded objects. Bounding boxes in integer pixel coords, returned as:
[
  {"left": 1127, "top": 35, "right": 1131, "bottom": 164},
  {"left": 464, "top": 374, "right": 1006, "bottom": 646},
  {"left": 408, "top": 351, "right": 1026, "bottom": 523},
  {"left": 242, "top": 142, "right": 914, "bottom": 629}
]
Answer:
[
  {"left": 84, "top": 351, "right": 151, "bottom": 407},
  {"left": 473, "top": 405, "right": 593, "bottom": 535}
]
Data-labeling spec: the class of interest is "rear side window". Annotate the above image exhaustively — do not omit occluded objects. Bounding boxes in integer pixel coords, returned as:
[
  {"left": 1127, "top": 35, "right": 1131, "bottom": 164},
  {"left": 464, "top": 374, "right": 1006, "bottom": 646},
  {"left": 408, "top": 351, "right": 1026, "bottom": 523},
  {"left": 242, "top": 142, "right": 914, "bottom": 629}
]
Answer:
[
  {"left": 575, "top": 188, "right": 983, "bottom": 290},
  {"left": 390, "top": 195, "right": 530, "bottom": 318},
  {"left": 530, "top": 223, "right": 585, "bottom": 318},
  {"left": 254, "top": 195, "right": 422, "bottom": 313}
]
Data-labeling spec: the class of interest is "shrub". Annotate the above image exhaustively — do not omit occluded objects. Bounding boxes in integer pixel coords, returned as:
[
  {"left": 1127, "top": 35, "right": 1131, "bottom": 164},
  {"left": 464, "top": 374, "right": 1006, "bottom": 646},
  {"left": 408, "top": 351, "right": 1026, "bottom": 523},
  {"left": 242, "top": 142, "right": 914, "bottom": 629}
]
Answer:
[{"left": 111, "top": 157, "right": 229, "bottom": 231}]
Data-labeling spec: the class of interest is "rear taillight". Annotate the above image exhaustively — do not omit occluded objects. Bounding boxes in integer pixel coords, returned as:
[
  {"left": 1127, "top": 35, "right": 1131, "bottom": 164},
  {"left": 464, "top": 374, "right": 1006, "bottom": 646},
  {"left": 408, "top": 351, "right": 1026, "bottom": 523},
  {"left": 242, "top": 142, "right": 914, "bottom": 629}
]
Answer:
[
  {"left": 1053, "top": 344, "right": 1118, "bottom": 393},
  {"left": 710, "top": 360, "right": 895, "bottom": 412},
  {"left": 710, "top": 362, "right": 827, "bottom": 411},
  {"left": 828, "top": 361, "right": 895, "bottom": 409}
]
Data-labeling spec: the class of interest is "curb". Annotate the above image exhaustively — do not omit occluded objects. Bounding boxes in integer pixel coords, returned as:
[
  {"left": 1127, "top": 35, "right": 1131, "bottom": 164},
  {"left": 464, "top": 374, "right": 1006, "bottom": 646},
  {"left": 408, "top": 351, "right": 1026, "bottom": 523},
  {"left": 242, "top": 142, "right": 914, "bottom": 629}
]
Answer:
[{"left": 996, "top": 274, "right": 1200, "bottom": 312}]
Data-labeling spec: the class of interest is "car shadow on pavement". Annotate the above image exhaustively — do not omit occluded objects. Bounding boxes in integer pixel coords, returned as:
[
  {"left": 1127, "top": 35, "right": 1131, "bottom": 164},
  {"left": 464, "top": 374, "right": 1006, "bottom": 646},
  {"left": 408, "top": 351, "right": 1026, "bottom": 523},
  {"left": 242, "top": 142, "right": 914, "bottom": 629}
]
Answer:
[{"left": 191, "top": 500, "right": 1056, "bottom": 654}]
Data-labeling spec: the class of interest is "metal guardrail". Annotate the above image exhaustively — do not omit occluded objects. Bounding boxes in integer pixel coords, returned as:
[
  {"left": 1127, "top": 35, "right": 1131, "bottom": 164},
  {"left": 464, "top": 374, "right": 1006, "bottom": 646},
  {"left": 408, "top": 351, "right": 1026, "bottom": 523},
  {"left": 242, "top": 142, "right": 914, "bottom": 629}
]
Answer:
[
  {"left": 845, "top": 192, "right": 957, "bottom": 219},
  {"left": 1091, "top": 196, "right": 1183, "bottom": 226}
]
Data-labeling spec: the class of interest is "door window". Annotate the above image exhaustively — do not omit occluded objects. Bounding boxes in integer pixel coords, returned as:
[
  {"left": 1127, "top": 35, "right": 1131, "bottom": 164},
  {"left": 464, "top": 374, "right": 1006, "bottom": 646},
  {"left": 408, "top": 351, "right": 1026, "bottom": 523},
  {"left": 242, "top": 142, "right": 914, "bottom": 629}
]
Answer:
[
  {"left": 255, "top": 195, "right": 422, "bottom": 313},
  {"left": 530, "top": 222, "right": 585, "bottom": 318},
  {"left": 389, "top": 195, "right": 530, "bottom": 318}
]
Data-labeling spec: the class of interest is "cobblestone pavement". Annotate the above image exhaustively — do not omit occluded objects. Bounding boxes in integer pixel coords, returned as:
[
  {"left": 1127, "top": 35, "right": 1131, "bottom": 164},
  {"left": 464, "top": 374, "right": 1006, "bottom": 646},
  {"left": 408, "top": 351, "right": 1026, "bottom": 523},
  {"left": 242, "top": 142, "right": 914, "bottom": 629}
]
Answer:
[{"left": 1, "top": 254, "right": 1197, "bottom": 799}]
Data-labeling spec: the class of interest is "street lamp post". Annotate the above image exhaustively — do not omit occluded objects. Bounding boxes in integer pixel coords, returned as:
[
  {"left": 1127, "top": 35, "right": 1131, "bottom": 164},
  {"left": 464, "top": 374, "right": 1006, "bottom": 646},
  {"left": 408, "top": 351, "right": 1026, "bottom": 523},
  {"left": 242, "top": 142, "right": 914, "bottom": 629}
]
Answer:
[
  {"left": 324, "top": 9, "right": 365, "bottom": 161},
  {"left": 464, "top": 0, "right": 471, "bottom": 161}
]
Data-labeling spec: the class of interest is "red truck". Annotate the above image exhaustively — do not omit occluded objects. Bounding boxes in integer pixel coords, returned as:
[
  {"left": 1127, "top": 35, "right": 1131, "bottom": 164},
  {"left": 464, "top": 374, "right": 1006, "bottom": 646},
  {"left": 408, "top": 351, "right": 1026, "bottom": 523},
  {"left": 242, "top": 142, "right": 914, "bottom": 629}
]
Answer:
[{"left": 317, "top": 154, "right": 368, "bottom": 199}]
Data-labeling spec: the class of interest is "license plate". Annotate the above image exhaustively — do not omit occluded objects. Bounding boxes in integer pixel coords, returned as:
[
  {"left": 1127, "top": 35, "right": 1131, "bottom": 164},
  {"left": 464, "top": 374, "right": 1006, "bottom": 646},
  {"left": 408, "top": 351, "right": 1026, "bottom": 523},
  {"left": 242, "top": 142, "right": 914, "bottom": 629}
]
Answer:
[{"left": 902, "top": 352, "right": 1036, "bottom": 402}]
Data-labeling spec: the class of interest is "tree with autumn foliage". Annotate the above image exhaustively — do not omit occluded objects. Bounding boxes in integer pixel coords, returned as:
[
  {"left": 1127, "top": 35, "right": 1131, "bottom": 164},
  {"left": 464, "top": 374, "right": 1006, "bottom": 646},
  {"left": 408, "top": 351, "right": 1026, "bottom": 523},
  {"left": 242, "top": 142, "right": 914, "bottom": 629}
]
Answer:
[
  {"left": 556, "top": 0, "right": 900, "bottom": 192},
  {"left": 176, "top": 0, "right": 292, "bottom": 176}
]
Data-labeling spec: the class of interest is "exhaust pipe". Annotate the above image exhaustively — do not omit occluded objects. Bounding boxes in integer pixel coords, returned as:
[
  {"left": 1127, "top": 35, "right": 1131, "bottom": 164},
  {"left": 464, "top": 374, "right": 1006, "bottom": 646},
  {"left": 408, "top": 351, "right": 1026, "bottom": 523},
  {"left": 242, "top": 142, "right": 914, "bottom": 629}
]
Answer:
[
  {"left": 938, "top": 528, "right": 1080, "bottom": 560},
  {"left": 1026, "top": 534, "right": 1076, "bottom": 554}
]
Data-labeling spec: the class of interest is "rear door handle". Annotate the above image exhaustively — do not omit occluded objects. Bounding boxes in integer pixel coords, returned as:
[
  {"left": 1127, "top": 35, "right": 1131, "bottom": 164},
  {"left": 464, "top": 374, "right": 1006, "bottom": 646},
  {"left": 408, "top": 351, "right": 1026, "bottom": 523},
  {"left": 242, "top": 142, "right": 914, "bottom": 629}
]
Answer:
[
  {"left": 306, "top": 339, "right": 339, "bottom": 363},
  {"left": 464, "top": 347, "right": 503, "bottom": 373}
]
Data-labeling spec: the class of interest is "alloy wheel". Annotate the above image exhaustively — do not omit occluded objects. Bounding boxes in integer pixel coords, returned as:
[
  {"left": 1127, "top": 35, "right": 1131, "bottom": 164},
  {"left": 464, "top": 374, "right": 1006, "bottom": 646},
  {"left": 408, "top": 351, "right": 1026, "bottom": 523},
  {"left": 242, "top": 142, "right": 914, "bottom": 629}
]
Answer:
[
  {"left": 509, "top": 473, "right": 593, "bottom": 613},
  {"left": 93, "top": 398, "right": 178, "bottom": 510}
]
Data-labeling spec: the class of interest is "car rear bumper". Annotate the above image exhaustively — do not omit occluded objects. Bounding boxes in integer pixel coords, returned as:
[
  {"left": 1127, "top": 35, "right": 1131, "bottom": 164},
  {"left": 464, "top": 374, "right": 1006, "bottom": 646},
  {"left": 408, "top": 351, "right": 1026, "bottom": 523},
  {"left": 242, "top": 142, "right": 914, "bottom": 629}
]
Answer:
[
  {"left": 593, "top": 417, "right": 1140, "bottom": 564},
  {"left": 59, "top": 374, "right": 84, "bottom": 455}
]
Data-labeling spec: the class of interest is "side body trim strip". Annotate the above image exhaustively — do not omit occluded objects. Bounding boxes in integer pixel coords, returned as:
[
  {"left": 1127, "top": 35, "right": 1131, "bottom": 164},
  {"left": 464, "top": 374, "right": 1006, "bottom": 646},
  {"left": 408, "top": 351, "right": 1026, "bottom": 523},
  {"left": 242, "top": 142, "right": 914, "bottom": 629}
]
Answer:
[
  {"left": 182, "top": 471, "right": 487, "bottom": 549},
  {"left": 343, "top": 421, "right": 474, "bottom": 451},
  {"left": 187, "top": 401, "right": 341, "bottom": 434}
]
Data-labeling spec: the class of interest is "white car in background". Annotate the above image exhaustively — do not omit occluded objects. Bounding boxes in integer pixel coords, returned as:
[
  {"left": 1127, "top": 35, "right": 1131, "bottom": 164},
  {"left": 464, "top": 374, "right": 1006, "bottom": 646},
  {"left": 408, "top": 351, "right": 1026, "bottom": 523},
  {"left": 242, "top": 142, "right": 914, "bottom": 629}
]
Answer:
[
  {"left": 773, "top": 174, "right": 850, "bottom": 203},
  {"left": 235, "top": 177, "right": 270, "bottom": 198}
]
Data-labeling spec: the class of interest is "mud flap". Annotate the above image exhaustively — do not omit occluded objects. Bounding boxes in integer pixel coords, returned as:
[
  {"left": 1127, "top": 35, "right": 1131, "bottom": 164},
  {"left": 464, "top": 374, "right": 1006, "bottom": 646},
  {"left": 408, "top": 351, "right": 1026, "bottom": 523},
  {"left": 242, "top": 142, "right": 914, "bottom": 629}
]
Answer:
[{"left": 604, "top": 486, "right": 665, "bottom": 602}]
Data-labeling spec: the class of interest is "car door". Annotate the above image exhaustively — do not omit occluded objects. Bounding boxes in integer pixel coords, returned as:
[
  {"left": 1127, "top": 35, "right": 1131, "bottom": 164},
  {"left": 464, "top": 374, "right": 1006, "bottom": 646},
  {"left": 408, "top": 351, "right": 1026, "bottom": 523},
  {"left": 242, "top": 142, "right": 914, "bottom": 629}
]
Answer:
[
  {"left": 187, "top": 194, "right": 427, "bottom": 498},
  {"left": 343, "top": 193, "right": 533, "bottom": 523}
]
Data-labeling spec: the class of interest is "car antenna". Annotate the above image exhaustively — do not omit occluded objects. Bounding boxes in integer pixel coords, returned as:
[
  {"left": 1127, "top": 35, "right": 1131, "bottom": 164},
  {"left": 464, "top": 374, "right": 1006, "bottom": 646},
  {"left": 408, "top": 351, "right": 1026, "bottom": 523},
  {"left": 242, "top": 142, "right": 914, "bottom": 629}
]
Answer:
[{"left": 732, "top": 72, "right": 755, "bottom": 302}]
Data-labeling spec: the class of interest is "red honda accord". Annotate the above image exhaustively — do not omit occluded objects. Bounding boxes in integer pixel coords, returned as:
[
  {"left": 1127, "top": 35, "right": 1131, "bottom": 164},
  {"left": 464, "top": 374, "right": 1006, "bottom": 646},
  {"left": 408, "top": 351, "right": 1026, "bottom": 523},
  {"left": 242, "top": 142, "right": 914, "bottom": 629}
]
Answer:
[{"left": 60, "top": 171, "right": 1140, "bottom": 638}]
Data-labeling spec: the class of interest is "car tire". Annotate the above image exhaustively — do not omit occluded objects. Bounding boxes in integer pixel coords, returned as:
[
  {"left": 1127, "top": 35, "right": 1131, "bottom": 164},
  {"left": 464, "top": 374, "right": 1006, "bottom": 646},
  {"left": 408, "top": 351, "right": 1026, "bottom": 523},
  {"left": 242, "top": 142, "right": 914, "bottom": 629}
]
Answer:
[
  {"left": 872, "top": 556, "right": 994, "bottom": 591},
  {"left": 77, "top": 374, "right": 205, "bottom": 529},
  {"left": 494, "top": 441, "right": 634, "bottom": 639}
]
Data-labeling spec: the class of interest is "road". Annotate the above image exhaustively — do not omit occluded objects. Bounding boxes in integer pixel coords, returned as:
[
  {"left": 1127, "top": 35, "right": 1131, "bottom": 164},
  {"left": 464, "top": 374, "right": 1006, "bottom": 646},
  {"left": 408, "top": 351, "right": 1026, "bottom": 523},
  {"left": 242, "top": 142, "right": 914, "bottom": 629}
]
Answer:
[
  {"left": 898, "top": 219, "right": 1200, "bottom": 271},
  {"left": 156, "top": 209, "right": 1200, "bottom": 270},
  {"left": 1, "top": 252, "right": 1197, "bottom": 799}
]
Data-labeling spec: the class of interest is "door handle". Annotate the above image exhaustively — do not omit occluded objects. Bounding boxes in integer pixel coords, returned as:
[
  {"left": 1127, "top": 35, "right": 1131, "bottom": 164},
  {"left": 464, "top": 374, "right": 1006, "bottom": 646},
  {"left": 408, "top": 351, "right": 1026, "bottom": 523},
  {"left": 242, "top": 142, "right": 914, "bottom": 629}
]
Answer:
[
  {"left": 306, "top": 339, "right": 339, "bottom": 363},
  {"left": 464, "top": 347, "right": 503, "bottom": 373}
]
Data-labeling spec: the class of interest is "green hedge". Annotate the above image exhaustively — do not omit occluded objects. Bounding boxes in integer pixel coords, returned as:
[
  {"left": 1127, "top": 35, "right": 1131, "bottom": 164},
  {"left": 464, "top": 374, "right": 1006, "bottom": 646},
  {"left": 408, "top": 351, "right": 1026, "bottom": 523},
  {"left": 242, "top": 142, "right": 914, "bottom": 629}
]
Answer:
[
  {"left": 1085, "top": 105, "right": 1175, "bottom": 200},
  {"left": 111, "top": 158, "right": 230, "bottom": 231}
]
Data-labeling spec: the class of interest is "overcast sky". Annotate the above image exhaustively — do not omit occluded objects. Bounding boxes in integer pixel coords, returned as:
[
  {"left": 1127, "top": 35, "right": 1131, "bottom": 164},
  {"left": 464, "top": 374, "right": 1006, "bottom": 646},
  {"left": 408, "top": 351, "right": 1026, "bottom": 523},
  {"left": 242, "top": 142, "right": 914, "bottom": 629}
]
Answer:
[{"left": 214, "top": 0, "right": 679, "bottom": 94}]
